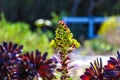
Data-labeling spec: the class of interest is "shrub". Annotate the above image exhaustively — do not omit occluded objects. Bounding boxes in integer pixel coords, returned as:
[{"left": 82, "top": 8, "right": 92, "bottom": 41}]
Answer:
[
  {"left": 84, "top": 38, "right": 114, "bottom": 55},
  {"left": 98, "top": 16, "right": 120, "bottom": 47},
  {"left": 0, "top": 14, "right": 53, "bottom": 56}
]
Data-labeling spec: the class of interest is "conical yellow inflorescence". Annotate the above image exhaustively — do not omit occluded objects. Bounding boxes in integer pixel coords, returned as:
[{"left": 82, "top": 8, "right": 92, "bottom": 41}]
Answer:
[{"left": 51, "top": 20, "right": 80, "bottom": 53}]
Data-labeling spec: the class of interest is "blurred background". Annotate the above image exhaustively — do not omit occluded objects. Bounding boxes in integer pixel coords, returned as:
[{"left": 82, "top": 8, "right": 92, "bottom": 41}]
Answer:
[{"left": 0, "top": 0, "right": 120, "bottom": 79}]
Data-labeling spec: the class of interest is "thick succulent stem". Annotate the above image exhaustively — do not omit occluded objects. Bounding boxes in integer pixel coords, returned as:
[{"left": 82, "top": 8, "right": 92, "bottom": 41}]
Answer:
[{"left": 59, "top": 51, "right": 69, "bottom": 80}]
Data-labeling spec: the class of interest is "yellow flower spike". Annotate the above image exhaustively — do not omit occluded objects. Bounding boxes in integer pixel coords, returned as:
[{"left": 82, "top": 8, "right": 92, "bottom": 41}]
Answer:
[
  {"left": 51, "top": 20, "right": 80, "bottom": 53},
  {"left": 50, "top": 20, "right": 81, "bottom": 80}
]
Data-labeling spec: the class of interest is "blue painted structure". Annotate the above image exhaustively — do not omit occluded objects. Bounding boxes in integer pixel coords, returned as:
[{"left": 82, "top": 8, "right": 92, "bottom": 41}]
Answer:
[{"left": 62, "top": 17, "right": 108, "bottom": 38}]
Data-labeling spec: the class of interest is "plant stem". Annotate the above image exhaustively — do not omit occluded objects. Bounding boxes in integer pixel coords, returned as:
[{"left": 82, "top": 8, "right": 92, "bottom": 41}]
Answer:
[{"left": 59, "top": 51, "right": 69, "bottom": 80}]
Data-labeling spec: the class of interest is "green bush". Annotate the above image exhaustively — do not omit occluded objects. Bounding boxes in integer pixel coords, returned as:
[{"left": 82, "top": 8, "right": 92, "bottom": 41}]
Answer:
[
  {"left": 84, "top": 38, "right": 115, "bottom": 55},
  {"left": 0, "top": 14, "right": 53, "bottom": 56}
]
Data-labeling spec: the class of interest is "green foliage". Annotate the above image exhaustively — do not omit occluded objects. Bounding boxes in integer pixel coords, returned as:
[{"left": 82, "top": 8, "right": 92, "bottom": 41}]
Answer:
[
  {"left": 51, "top": 11, "right": 68, "bottom": 25},
  {"left": 84, "top": 38, "right": 115, "bottom": 54},
  {"left": 0, "top": 14, "right": 53, "bottom": 56}
]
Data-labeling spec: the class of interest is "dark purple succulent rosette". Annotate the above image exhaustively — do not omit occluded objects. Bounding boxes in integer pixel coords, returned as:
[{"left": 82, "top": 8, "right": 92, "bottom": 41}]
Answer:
[
  {"left": 0, "top": 42, "right": 23, "bottom": 79},
  {"left": 0, "top": 42, "right": 57, "bottom": 80},
  {"left": 24, "top": 50, "right": 56, "bottom": 80},
  {"left": 103, "top": 51, "right": 120, "bottom": 80},
  {"left": 80, "top": 51, "right": 120, "bottom": 80},
  {"left": 80, "top": 58, "right": 104, "bottom": 80},
  {"left": 19, "top": 50, "right": 57, "bottom": 80}
]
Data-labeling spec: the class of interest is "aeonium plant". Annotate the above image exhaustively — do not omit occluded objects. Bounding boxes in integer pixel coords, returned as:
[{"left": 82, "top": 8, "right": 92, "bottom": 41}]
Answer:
[
  {"left": 0, "top": 41, "right": 57, "bottom": 80},
  {"left": 51, "top": 20, "right": 80, "bottom": 80},
  {"left": 80, "top": 51, "right": 120, "bottom": 80}
]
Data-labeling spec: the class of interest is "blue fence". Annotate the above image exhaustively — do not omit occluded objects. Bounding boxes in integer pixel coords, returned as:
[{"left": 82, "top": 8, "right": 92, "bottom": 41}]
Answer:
[{"left": 62, "top": 17, "right": 108, "bottom": 38}]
